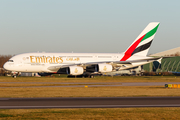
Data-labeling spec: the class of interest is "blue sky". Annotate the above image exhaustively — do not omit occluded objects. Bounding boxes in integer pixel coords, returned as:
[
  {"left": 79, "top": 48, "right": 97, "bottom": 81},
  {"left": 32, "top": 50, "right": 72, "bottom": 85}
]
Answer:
[{"left": 0, "top": 0, "right": 180, "bottom": 55}]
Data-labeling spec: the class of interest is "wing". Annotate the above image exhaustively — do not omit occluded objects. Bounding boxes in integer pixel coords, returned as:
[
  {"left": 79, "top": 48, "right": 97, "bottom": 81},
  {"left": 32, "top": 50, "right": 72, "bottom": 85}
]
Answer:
[{"left": 47, "top": 57, "right": 162, "bottom": 72}]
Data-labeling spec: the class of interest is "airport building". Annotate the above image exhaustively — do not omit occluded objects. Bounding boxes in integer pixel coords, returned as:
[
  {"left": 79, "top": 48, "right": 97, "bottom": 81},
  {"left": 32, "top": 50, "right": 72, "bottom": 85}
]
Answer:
[
  {"left": 150, "top": 47, "right": 180, "bottom": 56},
  {"left": 143, "top": 56, "right": 180, "bottom": 72},
  {"left": 143, "top": 47, "right": 180, "bottom": 72}
]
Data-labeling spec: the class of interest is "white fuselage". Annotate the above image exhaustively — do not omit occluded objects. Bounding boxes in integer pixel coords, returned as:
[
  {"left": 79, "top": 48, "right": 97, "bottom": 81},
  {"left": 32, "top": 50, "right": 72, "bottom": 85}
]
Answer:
[{"left": 3, "top": 52, "right": 151, "bottom": 73}]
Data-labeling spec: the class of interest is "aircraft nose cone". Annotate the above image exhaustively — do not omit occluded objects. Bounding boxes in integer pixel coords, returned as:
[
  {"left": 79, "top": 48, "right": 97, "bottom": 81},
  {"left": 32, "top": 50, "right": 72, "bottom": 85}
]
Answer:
[{"left": 3, "top": 62, "right": 9, "bottom": 71}]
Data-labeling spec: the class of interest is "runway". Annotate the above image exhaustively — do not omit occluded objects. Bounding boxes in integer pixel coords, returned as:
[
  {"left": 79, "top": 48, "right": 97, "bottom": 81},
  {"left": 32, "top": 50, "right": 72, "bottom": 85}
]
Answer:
[{"left": 1, "top": 97, "right": 180, "bottom": 109}]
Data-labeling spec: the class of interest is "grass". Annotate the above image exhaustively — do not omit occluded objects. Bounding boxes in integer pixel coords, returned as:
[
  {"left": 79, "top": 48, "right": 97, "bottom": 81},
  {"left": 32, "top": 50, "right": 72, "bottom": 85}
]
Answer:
[
  {"left": 0, "top": 86, "right": 180, "bottom": 98},
  {"left": 0, "top": 75, "right": 180, "bottom": 82},
  {"left": 0, "top": 83, "right": 114, "bottom": 87},
  {"left": 0, "top": 108, "right": 180, "bottom": 119}
]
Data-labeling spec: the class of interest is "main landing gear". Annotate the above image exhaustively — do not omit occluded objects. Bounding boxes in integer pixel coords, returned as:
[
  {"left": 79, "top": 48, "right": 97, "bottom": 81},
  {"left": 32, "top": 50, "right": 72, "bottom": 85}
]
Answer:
[
  {"left": 12, "top": 75, "right": 16, "bottom": 78},
  {"left": 67, "top": 75, "right": 94, "bottom": 78}
]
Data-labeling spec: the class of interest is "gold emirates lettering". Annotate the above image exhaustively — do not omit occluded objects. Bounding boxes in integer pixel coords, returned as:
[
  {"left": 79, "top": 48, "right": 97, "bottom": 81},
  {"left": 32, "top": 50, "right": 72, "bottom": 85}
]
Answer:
[{"left": 30, "top": 56, "right": 63, "bottom": 63}]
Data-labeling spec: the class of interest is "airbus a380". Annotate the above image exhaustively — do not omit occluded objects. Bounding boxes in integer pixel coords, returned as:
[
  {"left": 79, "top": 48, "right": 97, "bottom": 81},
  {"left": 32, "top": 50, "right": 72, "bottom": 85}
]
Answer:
[{"left": 4, "top": 22, "right": 160, "bottom": 77}]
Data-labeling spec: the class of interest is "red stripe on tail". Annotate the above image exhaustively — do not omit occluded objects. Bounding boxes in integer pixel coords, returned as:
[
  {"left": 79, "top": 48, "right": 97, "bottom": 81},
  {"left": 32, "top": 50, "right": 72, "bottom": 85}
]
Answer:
[{"left": 120, "top": 34, "right": 146, "bottom": 61}]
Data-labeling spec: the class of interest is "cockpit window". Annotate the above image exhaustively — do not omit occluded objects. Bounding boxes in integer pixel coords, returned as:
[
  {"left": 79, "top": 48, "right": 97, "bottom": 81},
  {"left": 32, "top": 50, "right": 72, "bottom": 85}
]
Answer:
[{"left": 8, "top": 60, "right": 14, "bottom": 62}]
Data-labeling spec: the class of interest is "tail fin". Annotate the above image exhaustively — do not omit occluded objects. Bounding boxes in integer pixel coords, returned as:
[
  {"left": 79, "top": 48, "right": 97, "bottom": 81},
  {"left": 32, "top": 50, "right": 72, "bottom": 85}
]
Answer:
[{"left": 120, "top": 22, "right": 160, "bottom": 61}]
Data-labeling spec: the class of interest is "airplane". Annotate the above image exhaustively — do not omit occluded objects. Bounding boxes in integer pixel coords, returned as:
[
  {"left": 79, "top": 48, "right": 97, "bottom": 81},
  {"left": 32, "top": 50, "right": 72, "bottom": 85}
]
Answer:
[{"left": 3, "top": 22, "right": 161, "bottom": 78}]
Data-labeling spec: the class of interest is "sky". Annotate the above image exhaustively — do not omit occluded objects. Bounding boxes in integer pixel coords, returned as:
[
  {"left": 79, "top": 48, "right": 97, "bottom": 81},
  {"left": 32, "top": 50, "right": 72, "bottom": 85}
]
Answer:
[{"left": 0, "top": 0, "right": 180, "bottom": 55}]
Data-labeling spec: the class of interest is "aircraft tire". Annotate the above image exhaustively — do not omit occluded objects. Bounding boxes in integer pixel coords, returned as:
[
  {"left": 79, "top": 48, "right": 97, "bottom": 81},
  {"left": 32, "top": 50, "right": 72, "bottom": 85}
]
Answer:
[
  {"left": 90, "top": 75, "right": 94, "bottom": 78},
  {"left": 13, "top": 75, "right": 16, "bottom": 78}
]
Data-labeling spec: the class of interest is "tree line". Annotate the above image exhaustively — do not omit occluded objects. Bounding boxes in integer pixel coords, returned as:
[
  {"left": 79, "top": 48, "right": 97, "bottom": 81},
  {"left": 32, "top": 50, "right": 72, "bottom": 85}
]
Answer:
[
  {"left": 0, "top": 55, "right": 12, "bottom": 68},
  {"left": 165, "top": 52, "right": 180, "bottom": 56},
  {"left": 0, "top": 55, "right": 12, "bottom": 75}
]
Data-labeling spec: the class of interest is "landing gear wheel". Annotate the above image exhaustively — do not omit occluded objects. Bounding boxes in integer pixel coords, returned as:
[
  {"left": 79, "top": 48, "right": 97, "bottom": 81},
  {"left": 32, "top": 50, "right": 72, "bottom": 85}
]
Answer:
[
  {"left": 90, "top": 75, "right": 94, "bottom": 78},
  {"left": 13, "top": 75, "right": 16, "bottom": 78}
]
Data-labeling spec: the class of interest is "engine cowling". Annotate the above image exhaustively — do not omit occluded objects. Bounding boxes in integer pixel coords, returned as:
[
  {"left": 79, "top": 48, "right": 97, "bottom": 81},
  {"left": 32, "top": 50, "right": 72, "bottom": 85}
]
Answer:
[
  {"left": 98, "top": 64, "right": 112, "bottom": 72},
  {"left": 68, "top": 66, "right": 84, "bottom": 75},
  {"left": 86, "top": 64, "right": 113, "bottom": 73}
]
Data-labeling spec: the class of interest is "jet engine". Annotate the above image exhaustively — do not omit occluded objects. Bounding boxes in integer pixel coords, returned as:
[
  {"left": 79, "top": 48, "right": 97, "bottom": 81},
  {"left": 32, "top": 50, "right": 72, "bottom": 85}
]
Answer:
[
  {"left": 98, "top": 64, "right": 112, "bottom": 72},
  {"left": 57, "top": 66, "right": 83, "bottom": 75},
  {"left": 67, "top": 66, "right": 84, "bottom": 75},
  {"left": 86, "top": 64, "right": 113, "bottom": 73}
]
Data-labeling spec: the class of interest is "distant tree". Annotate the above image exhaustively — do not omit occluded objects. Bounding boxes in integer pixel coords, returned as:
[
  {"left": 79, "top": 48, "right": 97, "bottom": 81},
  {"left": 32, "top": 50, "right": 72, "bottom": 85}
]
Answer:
[
  {"left": 165, "top": 52, "right": 180, "bottom": 57},
  {"left": 174, "top": 52, "right": 180, "bottom": 56},
  {"left": 0, "top": 55, "right": 12, "bottom": 68}
]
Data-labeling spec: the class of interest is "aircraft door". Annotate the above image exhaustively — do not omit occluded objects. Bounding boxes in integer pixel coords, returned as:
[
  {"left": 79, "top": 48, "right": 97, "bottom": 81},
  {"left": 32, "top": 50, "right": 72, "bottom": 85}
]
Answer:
[{"left": 93, "top": 55, "right": 98, "bottom": 60}]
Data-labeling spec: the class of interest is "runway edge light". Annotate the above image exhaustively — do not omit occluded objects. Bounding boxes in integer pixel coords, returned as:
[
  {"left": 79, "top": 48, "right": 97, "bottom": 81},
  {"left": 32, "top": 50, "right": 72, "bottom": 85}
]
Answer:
[
  {"left": 173, "top": 84, "right": 178, "bottom": 88},
  {"left": 165, "top": 84, "right": 180, "bottom": 88}
]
